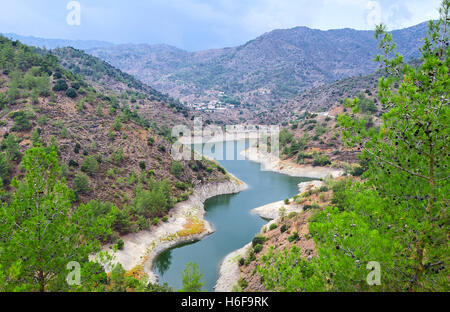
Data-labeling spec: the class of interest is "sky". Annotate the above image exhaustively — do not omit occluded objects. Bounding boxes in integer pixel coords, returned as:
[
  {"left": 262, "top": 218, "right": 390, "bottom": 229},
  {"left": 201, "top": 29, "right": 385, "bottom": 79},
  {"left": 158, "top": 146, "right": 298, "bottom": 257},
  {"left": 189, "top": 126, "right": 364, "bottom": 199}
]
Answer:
[{"left": 0, "top": 0, "right": 442, "bottom": 51}]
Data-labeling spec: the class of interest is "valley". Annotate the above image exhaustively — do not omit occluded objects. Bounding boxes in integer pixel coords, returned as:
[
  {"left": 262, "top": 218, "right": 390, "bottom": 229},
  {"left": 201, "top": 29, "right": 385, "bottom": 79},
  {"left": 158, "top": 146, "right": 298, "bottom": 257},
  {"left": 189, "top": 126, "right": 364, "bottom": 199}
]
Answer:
[{"left": 0, "top": 0, "right": 448, "bottom": 294}]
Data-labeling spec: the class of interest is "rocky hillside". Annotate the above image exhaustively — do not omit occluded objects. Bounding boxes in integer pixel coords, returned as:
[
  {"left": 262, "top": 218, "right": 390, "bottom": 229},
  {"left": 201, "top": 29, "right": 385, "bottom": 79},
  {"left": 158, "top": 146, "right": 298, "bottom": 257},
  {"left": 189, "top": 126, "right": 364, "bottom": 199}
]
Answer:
[
  {"left": 50, "top": 47, "right": 191, "bottom": 127},
  {"left": 0, "top": 36, "right": 229, "bottom": 238},
  {"left": 87, "top": 22, "right": 428, "bottom": 109}
]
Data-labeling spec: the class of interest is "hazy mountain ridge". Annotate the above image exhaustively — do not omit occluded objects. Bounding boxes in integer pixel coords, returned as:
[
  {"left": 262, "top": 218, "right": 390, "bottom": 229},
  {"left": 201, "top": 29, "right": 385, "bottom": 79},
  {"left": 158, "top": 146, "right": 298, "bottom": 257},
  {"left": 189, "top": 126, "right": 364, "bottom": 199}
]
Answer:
[
  {"left": 2, "top": 33, "right": 114, "bottom": 50},
  {"left": 86, "top": 22, "right": 429, "bottom": 108}
]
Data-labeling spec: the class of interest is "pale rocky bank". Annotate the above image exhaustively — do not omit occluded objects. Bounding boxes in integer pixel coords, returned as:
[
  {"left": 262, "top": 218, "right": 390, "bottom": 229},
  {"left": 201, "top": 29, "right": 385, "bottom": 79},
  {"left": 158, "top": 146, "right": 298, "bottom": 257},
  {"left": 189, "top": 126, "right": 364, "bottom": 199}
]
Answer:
[{"left": 103, "top": 177, "right": 248, "bottom": 284}]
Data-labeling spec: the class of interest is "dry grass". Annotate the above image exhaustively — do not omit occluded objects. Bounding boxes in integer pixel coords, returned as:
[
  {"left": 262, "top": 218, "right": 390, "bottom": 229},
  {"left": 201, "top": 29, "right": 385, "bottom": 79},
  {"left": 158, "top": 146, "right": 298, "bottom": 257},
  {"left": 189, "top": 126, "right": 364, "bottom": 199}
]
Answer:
[{"left": 177, "top": 216, "right": 206, "bottom": 237}]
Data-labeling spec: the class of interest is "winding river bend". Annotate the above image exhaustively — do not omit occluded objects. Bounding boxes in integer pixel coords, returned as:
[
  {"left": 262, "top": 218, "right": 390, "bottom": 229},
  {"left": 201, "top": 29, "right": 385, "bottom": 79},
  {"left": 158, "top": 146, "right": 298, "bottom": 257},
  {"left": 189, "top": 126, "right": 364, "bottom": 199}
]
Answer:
[{"left": 154, "top": 141, "right": 312, "bottom": 291}]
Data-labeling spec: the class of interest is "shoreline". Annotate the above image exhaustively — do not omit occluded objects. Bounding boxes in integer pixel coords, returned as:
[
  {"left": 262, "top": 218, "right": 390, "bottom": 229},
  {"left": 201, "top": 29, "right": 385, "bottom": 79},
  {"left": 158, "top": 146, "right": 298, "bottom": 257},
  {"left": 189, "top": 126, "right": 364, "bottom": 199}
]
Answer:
[
  {"left": 214, "top": 151, "right": 331, "bottom": 291},
  {"left": 241, "top": 147, "right": 343, "bottom": 179},
  {"left": 104, "top": 176, "right": 248, "bottom": 284}
]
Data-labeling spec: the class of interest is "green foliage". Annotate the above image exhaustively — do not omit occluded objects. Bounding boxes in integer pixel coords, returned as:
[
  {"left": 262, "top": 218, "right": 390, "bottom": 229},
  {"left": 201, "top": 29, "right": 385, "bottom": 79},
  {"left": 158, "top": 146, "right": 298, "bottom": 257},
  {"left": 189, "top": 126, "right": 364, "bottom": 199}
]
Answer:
[
  {"left": 53, "top": 79, "right": 68, "bottom": 92},
  {"left": 0, "top": 147, "right": 114, "bottom": 291},
  {"left": 133, "top": 178, "right": 173, "bottom": 218},
  {"left": 170, "top": 161, "right": 183, "bottom": 178},
  {"left": 0, "top": 152, "right": 10, "bottom": 185},
  {"left": 1, "top": 134, "right": 21, "bottom": 162},
  {"left": 252, "top": 235, "right": 267, "bottom": 247},
  {"left": 253, "top": 244, "right": 263, "bottom": 253},
  {"left": 179, "top": 262, "right": 205, "bottom": 292},
  {"left": 10, "top": 110, "right": 33, "bottom": 132},
  {"left": 258, "top": 4, "right": 450, "bottom": 292},
  {"left": 74, "top": 171, "right": 90, "bottom": 195},
  {"left": 65, "top": 88, "right": 77, "bottom": 98},
  {"left": 269, "top": 223, "right": 278, "bottom": 231},
  {"left": 312, "top": 153, "right": 331, "bottom": 166},
  {"left": 81, "top": 156, "right": 99, "bottom": 175}
]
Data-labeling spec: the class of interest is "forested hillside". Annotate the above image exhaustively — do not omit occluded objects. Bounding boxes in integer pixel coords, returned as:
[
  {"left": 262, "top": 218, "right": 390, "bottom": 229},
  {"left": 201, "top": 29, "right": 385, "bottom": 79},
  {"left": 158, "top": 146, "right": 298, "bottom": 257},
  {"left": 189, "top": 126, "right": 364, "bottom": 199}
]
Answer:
[
  {"left": 234, "top": 5, "right": 449, "bottom": 292},
  {"left": 0, "top": 36, "right": 228, "bottom": 291}
]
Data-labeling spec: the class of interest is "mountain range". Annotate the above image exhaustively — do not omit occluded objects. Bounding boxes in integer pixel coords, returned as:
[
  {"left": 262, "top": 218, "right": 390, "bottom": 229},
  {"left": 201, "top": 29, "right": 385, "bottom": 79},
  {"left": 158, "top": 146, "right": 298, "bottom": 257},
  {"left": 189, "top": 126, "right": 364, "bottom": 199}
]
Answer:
[{"left": 4, "top": 22, "right": 429, "bottom": 113}]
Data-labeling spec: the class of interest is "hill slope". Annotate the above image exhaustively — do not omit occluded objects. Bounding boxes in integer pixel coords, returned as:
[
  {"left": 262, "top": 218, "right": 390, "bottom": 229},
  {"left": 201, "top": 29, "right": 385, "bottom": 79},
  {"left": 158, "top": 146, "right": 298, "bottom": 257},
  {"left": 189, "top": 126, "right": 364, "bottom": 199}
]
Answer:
[{"left": 0, "top": 36, "right": 228, "bottom": 238}]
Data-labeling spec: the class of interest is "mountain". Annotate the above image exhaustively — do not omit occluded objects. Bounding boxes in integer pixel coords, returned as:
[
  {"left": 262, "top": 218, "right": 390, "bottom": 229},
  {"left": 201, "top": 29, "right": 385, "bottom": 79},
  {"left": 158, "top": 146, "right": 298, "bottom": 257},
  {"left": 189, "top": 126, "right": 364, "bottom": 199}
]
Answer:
[
  {"left": 50, "top": 46, "right": 190, "bottom": 126},
  {"left": 87, "top": 22, "right": 429, "bottom": 109},
  {"left": 2, "top": 33, "right": 114, "bottom": 50},
  {"left": 0, "top": 35, "right": 229, "bottom": 237}
]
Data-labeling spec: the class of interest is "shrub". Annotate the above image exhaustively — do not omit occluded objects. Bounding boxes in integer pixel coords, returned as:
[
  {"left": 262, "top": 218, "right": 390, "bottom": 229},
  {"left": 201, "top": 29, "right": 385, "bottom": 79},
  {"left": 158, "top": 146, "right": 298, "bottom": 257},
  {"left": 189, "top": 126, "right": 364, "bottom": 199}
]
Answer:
[
  {"left": 313, "top": 153, "right": 331, "bottom": 166},
  {"left": 10, "top": 111, "right": 32, "bottom": 132},
  {"left": 0, "top": 153, "right": 10, "bottom": 185},
  {"left": 139, "top": 161, "right": 146, "bottom": 170},
  {"left": 170, "top": 161, "right": 183, "bottom": 178},
  {"left": 252, "top": 235, "right": 267, "bottom": 247},
  {"left": 162, "top": 216, "right": 168, "bottom": 222},
  {"left": 152, "top": 217, "right": 160, "bottom": 225},
  {"left": 116, "top": 239, "right": 124, "bottom": 250},
  {"left": 81, "top": 156, "right": 98, "bottom": 175},
  {"left": 147, "top": 137, "right": 155, "bottom": 146},
  {"left": 65, "top": 88, "right": 77, "bottom": 98},
  {"left": 351, "top": 165, "right": 365, "bottom": 177},
  {"left": 269, "top": 223, "right": 278, "bottom": 231},
  {"left": 74, "top": 172, "right": 90, "bottom": 195},
  {"left": 68, "top": 159, "right": 78, "bottom": 168},
  {"left": 253, "top": 244, "right": 263, "bottom": 253},
  {"left": 111, "top": 148, "right": 124, "bottom": 165},
  {"left": 320, "top": 185, "right": 329, "bottom": 192},
  {"left": 280, "top": 224, "right": 288, "bottom": 233},
  {"left": 284, "top": 198, "right": 290, "bottom": 205},
  {"left": 238, "top": 258, "right": 245, "bottom": 266},
  {"left": 53, "top": 79, "right": 68, "bottom": 92},
  {"left": 288, "top": 232, "right": 300, "bottom": 242}
]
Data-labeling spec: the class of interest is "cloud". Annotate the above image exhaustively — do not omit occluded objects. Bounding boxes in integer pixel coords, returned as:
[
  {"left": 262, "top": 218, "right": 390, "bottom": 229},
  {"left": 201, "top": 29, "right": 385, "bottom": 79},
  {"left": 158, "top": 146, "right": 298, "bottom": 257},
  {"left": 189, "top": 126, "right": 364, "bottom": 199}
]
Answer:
[{"left": 0, "top": 0, "right": 442, "bottom": 50}]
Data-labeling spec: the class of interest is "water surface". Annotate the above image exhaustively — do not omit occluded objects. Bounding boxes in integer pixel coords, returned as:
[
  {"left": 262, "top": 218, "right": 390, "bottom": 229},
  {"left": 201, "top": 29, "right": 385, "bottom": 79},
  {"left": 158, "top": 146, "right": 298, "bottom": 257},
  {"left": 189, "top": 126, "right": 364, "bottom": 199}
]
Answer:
[{"left": 154, "top": 141, "right": 313, "bottom": 291}]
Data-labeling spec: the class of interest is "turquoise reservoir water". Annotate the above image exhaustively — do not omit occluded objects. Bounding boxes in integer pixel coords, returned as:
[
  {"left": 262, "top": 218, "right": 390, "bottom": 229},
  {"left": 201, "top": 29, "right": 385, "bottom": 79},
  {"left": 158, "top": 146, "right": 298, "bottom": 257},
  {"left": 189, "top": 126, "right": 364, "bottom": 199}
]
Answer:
[{"left": 154, "top": 141, "right": 313, "bottom": 291}]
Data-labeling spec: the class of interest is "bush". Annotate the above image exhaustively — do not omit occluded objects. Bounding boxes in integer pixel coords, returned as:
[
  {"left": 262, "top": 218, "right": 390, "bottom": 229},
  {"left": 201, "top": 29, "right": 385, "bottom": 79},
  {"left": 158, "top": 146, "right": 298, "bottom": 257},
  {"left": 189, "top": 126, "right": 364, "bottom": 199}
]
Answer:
[
  {"left": 81, "top": 156, "right": 98, "bottom": 175},
  {"left": 139, "top": 161, "right": 146, "bottom": 170},
  {"left": 147, "top": 137, "right": 154, "bottom": 146},
  {"left": 320, "top": 185, "right": 329, "bottom": 192},
  {"left": 280, "top": 224, "right": 288, "bottom": 233},
  {"left": 253, "top": 244, "right": 263, "bottom": 253},
  {"left": 10, "top": 111, "right": 32, "bottom": 132},
  {"left": 65, "top": 88, "right": 77, "bottom": 98},
  {"left": 68, "top": 159, "right": 78, "bottom": 168},
  {"left": 74, "top": 172, "right": 90, "bottom": 195},
  {"left": 313, "top": 153, "right": 331, "bottom": 166},
  {"left": 53, "top": 79, "right": 68, "bottom": 92},
  {"left": 133, "top": 179, "right": 172, "bottom": 218},
  {"left": 252, "top": 235, "right": 267, "bottom": 247},
  {"left": 284, "top": 198, "right": 290, "bottom": 205},
  {"left": 238, "top": 257, "right": 245, "bottom": 266},
  {"left": 288, "top": 232, "right": 300, "bottom": 242},
  {"left": 269, "top": 223, "right": 278, "bottom": 231},
  {"left": 116, "top": 239, "right": 124, "bottom": 250},
  {"left": 152, "top": 217, "right": 160, "bottom": 225},
  {"left": 0, "top": 153, "right": 10, "bottom": 185},
  {"left": 351, "top": 165, "right": 365, "bottom": 177},
  {"left": 170, "top": 161, "right": 183, "bottom": 178}
]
